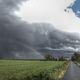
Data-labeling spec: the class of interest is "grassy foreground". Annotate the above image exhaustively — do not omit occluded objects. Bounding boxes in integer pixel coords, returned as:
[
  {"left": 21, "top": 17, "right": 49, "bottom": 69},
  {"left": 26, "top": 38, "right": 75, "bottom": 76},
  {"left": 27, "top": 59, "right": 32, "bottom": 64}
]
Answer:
[{"left": 0, "top": 60, "right": 68, "bottom": 80}]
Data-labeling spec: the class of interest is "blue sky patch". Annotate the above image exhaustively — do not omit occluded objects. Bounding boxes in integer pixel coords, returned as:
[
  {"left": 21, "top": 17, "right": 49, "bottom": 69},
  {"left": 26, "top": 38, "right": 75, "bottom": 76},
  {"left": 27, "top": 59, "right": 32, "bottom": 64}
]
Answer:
[{"left": 67, "top": 0, "right": 80, "bottom": 18}]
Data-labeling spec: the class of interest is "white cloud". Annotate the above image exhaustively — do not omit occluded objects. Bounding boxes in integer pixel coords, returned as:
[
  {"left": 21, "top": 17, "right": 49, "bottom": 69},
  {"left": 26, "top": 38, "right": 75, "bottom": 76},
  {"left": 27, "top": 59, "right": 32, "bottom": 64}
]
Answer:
[{"left": 14, "top": 0, "right": 80, "bottom": 33}]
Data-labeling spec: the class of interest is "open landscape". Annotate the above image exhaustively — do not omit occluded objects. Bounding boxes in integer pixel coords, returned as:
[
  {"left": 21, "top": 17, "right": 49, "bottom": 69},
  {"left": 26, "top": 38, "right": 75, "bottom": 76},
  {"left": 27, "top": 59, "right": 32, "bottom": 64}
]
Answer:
[
  {"left": 0, "top": 0, "right": 80, "bottom": 80},
  {"left": 0, "top": 60, "right": 68, "bottom": 80}
]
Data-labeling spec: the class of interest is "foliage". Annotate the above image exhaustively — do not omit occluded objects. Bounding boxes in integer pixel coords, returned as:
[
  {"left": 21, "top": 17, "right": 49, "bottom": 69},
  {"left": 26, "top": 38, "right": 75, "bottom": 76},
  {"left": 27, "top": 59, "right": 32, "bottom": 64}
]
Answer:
[
  {"left": 71, "top": 52, "right": 80, "bottom": 61},
  {"left": 45, "top": 54, "right": 65, "bottom": 61},
  {"left": 0, "top": 60, "right": 67, "bottom": 80},
  {"left": 45, "top": 54, "right": 54, "bottom": 60},
  {"left": 59, "top": 56, "right": 66, "bottom": 61}
]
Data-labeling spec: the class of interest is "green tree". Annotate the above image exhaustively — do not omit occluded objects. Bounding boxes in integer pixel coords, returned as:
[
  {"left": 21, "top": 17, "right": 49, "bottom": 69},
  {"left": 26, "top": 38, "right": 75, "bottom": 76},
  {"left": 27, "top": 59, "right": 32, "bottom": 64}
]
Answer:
[
  {"left": 59, "top": 56, "right": 65, "bottom": 61},
  {"left": 45, "top": 54, "right": 53, "bottom": 60},
  {"left": 45, "top": 54, "right": 58, "bottom": 61},
  {"left": 71, "top": 52, "right": 80, "bottom": 61}
]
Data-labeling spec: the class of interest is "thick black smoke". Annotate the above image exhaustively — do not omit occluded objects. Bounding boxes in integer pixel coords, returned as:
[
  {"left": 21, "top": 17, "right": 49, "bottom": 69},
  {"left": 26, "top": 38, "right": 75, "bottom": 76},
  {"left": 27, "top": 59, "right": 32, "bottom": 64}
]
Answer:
[{"left": 0, "top": 0, "right": 80, "bottom": 59}]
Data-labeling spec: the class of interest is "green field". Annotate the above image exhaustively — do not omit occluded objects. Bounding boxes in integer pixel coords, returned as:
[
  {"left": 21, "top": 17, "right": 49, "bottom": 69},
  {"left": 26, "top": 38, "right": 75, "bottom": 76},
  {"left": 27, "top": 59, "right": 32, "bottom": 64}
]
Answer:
[{"left": 0, "top": 60, "right": 67, "bottom": 80}]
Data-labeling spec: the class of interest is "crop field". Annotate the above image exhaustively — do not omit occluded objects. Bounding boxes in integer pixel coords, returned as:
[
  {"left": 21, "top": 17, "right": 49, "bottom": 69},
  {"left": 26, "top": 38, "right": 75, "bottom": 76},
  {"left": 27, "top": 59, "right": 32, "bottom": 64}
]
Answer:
[{"left": 0, "top": 60, "right": 68, "bottom": 80}]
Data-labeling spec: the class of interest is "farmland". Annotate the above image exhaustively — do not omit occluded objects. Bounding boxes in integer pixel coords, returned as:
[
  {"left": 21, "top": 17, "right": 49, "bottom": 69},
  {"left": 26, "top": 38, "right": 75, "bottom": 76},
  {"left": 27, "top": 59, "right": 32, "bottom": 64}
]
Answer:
[{"left": 0, "top": 60, "right": 68, "bottom": 80}]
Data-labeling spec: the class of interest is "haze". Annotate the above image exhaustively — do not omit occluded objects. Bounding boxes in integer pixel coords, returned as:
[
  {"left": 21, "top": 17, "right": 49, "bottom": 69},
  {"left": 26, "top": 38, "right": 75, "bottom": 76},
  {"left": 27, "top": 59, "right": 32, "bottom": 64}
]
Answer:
[{"left": 15, "top": 0, "right": 80, "bottom": 33}]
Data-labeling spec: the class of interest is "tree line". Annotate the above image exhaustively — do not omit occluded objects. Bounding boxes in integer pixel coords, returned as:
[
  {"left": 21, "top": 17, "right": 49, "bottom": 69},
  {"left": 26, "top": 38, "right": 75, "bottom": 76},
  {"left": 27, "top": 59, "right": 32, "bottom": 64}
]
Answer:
[
  {"left": 45, "top": 52, "right": 80, "bottom": 61},
  {"left": 45, "top": 54, "right": 66, "bottom": 61},
  {"left": 71, "top": 52, "right": 80, "bottom": 61}
]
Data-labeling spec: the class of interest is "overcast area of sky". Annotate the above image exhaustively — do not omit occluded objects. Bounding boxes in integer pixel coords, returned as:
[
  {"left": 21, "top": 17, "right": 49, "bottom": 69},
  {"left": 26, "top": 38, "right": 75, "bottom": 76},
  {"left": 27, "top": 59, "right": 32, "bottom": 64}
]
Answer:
[{"left": 14, "top": 0, "right": 80, "bottom": 33}]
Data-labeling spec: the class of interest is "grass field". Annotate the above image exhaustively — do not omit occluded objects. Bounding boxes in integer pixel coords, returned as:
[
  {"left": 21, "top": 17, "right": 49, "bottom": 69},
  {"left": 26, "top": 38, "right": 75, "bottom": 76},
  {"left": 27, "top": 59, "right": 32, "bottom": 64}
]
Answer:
[{"left": 0, "top": 60, "right": 68, "bottom": 80}]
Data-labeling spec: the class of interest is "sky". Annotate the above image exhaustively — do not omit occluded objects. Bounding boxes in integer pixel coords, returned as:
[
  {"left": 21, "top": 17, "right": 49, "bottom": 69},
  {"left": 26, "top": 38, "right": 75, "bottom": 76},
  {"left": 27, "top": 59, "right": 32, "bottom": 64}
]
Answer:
[
  {"left": 0, "top": 0, "right": 80, "bottom": 58},
  {"left": 15, "top": 0, "right": 80, "bottom": 33}
]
